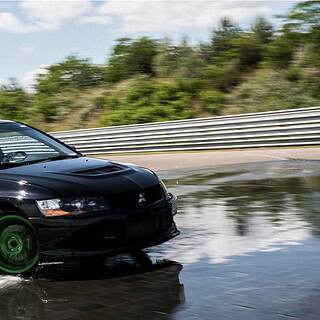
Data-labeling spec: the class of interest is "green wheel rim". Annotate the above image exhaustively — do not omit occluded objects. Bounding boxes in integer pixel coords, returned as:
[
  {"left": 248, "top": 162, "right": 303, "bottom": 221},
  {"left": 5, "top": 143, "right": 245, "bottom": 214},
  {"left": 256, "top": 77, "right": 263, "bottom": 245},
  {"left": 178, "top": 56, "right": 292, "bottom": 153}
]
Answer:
[{"left": 0, "top": 215, "right": 39, "bottom": 274}]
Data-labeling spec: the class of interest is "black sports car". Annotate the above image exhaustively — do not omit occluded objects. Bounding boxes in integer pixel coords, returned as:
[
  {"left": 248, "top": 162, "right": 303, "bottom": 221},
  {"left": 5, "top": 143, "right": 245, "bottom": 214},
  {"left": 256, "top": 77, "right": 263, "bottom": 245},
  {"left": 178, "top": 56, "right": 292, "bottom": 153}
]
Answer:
[{"left": 0, "top": 121, "right": 179, "bottom": 275}]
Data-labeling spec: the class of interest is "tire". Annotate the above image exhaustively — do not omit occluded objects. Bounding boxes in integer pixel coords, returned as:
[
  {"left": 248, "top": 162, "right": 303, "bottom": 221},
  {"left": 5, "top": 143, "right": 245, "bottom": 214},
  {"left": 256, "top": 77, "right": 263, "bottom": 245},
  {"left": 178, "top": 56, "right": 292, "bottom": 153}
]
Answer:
[{"left": 0, "top": 214, "right": 39, "bottom": 276}]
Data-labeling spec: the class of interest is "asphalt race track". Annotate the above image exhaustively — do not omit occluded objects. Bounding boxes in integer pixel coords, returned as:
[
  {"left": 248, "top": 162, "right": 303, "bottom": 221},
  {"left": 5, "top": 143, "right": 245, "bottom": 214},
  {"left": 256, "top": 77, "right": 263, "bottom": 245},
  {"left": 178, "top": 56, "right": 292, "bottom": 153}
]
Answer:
[
  {"left": 107, "top": 147, "right": 320, "bottom": 171},
  {"left": 1, "top": 149, "right": 320, "bottom": 320}
]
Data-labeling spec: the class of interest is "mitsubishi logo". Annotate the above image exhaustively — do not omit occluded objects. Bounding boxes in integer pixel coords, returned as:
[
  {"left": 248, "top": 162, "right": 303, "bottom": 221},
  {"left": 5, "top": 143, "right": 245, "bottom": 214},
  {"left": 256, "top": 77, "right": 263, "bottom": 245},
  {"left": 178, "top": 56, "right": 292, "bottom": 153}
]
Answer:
[{"left": 138, "top": 192, "right": 146, "bottom": 205}]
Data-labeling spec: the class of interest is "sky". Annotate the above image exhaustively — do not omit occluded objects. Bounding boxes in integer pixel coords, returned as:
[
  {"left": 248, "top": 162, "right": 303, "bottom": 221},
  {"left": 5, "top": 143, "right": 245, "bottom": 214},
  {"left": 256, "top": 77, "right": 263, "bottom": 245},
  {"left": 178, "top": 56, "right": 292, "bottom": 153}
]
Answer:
[{"left": 0, "top": 0, "right": 300, "bottom": 89}]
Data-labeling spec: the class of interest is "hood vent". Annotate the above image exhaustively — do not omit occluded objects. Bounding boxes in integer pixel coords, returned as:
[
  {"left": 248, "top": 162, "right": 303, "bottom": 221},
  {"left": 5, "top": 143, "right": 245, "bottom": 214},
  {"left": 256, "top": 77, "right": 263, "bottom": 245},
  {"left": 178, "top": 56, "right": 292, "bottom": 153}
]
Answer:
[{"left": 72, "top": 165, "right": 124, "bottom": 176}]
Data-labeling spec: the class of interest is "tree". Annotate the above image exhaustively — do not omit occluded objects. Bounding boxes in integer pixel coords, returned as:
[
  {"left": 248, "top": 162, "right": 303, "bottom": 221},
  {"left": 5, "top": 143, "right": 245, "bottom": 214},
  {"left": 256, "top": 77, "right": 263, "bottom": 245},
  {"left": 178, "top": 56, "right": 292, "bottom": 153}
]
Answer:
[
  {"left": 127, "top": 37, "right": 158, "bottom": 75},
  {"left": 276, "top": 1, "right": 320, "bottom": 50},
  {"left": 35, "top": 55, "right": 105, "bottom": 95},
  {"left": 154, "top": 37, "right": 204, "bottom": 79},
  {"left": 106, "top": 37, "right": 159, "bottom": 83},
  {"left": 267, "top": 1, "right": 320, "bottom": 68},
  {"left": 251, "top": 16, "right": 274, "bottom": 44},
  {"left": 153, "top": 39, "right": 178, "bottom": 77},
  {"left": 279, "top": 1, "right": 320, "bottom": 33},
  {"left": 210, "top": 17, "right": 242, "bottom": 58},
  {"left": 266, "top": 34, "right": 295, "bottom": 68},
  {"left": 229, "top": 35, "right": 263, "bottom": 70}
]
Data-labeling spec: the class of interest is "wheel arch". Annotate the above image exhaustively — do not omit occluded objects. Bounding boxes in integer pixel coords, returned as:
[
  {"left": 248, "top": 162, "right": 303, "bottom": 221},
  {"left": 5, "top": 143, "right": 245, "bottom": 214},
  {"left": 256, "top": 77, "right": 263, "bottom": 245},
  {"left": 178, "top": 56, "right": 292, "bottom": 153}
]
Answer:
[{"left": 0, "top": 202, "right": 27, "bottom": 218}]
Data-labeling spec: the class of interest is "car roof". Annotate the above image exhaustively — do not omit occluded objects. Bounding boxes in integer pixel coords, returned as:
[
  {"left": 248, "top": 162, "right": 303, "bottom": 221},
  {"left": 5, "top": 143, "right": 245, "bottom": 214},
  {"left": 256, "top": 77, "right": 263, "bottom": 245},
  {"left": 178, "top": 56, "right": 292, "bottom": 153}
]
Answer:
[{"left": 0, "top": 120, "right": 16, "bottom": 124}]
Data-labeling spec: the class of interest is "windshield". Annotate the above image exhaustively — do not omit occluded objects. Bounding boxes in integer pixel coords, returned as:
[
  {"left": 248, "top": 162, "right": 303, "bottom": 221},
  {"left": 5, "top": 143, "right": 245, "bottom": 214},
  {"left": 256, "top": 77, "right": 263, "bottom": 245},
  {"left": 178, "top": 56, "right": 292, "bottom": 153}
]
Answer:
[{"left": 0, "top": 122, "right": 78, "bottom": 165}]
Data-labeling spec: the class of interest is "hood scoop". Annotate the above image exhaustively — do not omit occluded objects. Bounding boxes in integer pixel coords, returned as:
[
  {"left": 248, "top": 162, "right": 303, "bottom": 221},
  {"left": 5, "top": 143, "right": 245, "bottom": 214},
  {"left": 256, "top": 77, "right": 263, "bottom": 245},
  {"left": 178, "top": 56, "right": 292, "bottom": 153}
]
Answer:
[{"left": 72, "top": 165, "right": 124, "bottom": 176}]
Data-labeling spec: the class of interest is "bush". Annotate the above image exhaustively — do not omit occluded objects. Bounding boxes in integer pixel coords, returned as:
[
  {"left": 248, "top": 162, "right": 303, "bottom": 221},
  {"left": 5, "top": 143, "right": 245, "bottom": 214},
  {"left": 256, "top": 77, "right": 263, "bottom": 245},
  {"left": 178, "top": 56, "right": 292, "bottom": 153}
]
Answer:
[
  {"left": 265, "top": 35, "right": 295, "bottom": 69},
  {"left": 99, "top": 79, "right": 194, "bottom": 126},
  {"left": 35, "top": 94, "right": 58, "bottom": 122},
  {"left": 126, "top": 80, "right": 154, "bottom": 105},
  {"left": 285, "top": 67, "right": 301, "bottom": 82},
  {"left": 176, "top": 79, "right": 202, "bottom": 98},
  {"left": 224, "top": 68, "right": 320, "bottom": 115},
  {"left": 199, "top": 90, "right": 225, "bottom": 114},
  {"left": 0, "top": 84, "right": 32, "bottom": 121},
  {"left": 201, "top": 63, "right": 240, "bottom": 92},
  {"left": 299, "top": 67, "right": 320, "bottom": 98}
]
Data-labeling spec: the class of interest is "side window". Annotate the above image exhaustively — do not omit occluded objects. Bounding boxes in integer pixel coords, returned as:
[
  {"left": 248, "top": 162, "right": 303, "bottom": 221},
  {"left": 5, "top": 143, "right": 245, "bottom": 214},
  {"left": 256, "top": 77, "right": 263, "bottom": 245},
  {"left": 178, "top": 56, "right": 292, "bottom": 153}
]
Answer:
[{"left": 0, "top": 131, "right": 59, "bottom": 158}]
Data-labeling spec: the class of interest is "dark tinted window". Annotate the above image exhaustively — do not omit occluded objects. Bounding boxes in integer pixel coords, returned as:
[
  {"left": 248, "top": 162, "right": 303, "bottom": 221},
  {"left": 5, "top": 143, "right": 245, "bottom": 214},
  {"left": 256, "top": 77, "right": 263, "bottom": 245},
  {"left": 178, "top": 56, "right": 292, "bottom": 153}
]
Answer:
[{"left": 0, "top": 123, "right": 77, "bottom": 163}]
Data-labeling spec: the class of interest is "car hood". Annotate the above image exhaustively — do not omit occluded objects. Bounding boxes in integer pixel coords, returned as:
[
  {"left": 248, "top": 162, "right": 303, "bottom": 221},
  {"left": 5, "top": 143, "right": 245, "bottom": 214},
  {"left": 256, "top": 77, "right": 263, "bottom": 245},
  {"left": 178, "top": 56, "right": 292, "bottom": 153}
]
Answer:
[{"left": 0, "top": 157, "right": 159, "bottom": 199}]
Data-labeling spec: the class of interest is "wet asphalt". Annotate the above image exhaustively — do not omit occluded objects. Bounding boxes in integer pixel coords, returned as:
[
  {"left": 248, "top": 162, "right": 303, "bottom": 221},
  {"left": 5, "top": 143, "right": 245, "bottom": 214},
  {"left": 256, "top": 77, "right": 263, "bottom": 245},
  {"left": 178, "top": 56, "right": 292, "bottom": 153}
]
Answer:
[{"left": 2, "top": 160, "right": 320, "bottom": 320}]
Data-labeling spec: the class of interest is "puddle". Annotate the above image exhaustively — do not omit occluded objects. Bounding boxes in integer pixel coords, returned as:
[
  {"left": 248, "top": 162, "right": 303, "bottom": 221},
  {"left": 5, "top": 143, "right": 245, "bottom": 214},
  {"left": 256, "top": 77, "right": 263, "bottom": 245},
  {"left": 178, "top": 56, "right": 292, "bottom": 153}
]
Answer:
[{"left": 2, "top": 160, "right": 320, "bottom": 319}]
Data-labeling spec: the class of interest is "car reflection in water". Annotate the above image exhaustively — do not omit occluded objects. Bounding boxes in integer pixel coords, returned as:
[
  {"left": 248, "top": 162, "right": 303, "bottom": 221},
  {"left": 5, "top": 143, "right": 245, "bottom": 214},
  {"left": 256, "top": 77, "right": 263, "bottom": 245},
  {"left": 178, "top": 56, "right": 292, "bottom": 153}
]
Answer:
[{"left": 0, "top": 252, "right": 184, "bottom": 320}]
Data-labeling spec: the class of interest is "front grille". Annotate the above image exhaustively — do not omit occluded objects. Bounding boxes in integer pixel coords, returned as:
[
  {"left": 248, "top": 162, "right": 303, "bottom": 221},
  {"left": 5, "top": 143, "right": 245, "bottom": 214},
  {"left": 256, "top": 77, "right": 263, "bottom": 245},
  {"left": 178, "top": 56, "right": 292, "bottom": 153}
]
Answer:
[
  {"left": 67, "top": 207, "right": 173, "bottom": 249},
  {"left": 108, "top": 184, "right": 164, "bottom": 210},
  {"left": 126, "top": 216, "right": 156, "bottom": 240},
  {"left": 126, "top": 210, "right": 173, "bottom": 240}
]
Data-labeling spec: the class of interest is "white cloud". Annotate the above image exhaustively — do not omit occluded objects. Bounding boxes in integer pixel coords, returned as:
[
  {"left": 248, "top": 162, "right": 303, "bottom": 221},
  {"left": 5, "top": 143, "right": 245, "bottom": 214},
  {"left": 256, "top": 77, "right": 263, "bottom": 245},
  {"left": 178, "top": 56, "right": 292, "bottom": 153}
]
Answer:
[
  {"left": 0, "top": 12, "right": 35, "bottom": 33},
  {"left": 0, "top": 0, "right": 293, "bottom": 34},
  {"left": 20, "top": 0, "right": 93, "bottom": 31},
  {"left": 79, "top": 15, "right": 112, "bottom": 25},
  {"left": 0, "top": 0, "right": 93, "bottom": 33},
  {"left": 19, "top": 64, "right": 49, "bottom": 91},
  {"left": 162, "top": 198, "right": 307, "bottom": 265},
  {"left": 98, "top": 1, "right": 273, "bottom": 33}
]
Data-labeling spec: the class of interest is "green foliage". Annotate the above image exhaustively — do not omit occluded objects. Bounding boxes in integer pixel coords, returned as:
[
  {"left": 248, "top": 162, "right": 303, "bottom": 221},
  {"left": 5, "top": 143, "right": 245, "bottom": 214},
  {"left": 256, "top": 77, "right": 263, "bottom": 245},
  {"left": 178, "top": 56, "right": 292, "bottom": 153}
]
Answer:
[
  {"left": 154, "top": 38, "right": 204, "bottom": 79},
  {"left": 251, "top": 16, "right": 274, "bottom": 44},
  {"left": 99, "top": 79, "right": 194, "bottom": 126},
  {"left": 106, "top": 37, "right": 159, "bottom": 83},
  {"left": 200, "top": 16, "right": 274, "bottom": 90},
  {"left": 34, "top": 90, "right": 78, "bottom": 122},
  {"left": 35, "top": 94, "right": 57, "bottom": 122},
  {"left": 199, "top": 90, "right": 225, "bottom": 114},
  {"left": 299, "top": 67, "right": 320, "bottom": 98},
  {"left": 285, "top": 67, "right": 301, "bottom": 82},
  {"left": 2, "top": 1, "right": 320, "bottom": 131},
  {"left": 176, "top": 79, "right": 202, "bottom": 98},
  {"left": 126, "top": 79, "right": 154, "bottom": 105},
  {"left": 210, "top": 17, "right": 242, "bottom": 58},
  {"left": 201, "top": 62, "right": 240, "bottom": 92},
  {"left": 225, "top": 67, "right": 320, "bottom": 115},
  {"left": 33, "top": 55, "right": 104, "bottom": 123},
  {"left": 271, "top": 1, "right": 320, "bottom": 67},
  {"left": 279, "top": 1, "right": 320, "bottom": 34},
  {"left": 35, "top": 55, "right": 105, "bottom": 95},
  {"left": 0, "top": 80, "right": 31, "bottom": 121},
  {"left": 94, "top": 96, "right": 107, "bottom": 110},
  {"left": 152, "top": 83, "right": 193, "bottom": 119},
  {"left": 229, "top": 35, "right": 263, "bottom": 71},
  {"left": 265, "top": 34, "right": 296, "bottom": 68}
]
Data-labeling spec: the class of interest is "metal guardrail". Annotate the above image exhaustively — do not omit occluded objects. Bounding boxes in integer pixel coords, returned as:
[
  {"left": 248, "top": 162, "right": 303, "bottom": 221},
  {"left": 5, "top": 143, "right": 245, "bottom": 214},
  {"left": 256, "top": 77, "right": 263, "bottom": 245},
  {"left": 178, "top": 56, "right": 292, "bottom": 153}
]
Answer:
[{"left": 51, "top": 107, "right": 320, "bottom": 154}]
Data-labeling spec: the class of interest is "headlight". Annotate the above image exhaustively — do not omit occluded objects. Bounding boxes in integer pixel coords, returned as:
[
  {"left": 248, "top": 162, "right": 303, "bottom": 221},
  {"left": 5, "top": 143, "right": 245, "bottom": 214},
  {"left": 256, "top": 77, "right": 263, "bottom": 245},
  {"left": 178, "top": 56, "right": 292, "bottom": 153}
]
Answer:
[
  {"left": 159, "top": 179, "right": 170, "bottom": 199},
  {"left": 151, "top": 171, "right": 170, "bottom": 199},
  {"left": 36, "top": 197, "right": 108, "bottom": 217}
]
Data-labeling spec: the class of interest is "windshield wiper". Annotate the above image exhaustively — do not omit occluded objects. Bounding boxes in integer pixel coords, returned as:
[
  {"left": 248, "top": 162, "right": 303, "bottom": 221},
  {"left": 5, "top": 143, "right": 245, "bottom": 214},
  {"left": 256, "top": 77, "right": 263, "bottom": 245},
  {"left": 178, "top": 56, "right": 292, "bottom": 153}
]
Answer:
[
  {"left": 28, "top": 154, "right": 81, "bottom": 164},
  {"left": 0, "top": 162, "right": 26, "bottom": 169}
]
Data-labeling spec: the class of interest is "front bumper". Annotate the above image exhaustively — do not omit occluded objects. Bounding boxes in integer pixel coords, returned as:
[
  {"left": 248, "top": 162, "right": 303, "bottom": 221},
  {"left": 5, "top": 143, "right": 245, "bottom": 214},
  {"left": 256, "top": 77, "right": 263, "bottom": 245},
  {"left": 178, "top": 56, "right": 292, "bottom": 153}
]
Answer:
[{"left": 30, "top": 195, "right": 179, "bottom": 261}]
